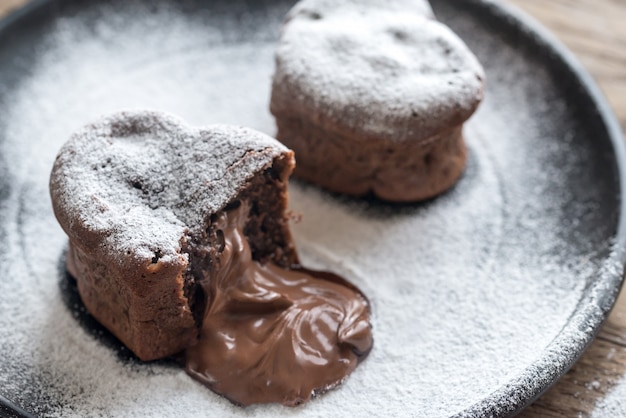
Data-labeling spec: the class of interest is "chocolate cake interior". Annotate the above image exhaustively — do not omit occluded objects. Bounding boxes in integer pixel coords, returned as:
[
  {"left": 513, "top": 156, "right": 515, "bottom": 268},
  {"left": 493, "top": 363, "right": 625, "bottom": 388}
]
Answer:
[
  {"left": 180, "top": 156, "right": 372, "bottom": 406},
  {"left": 183, "top": 154, "right": 298, "bottom": 328}
]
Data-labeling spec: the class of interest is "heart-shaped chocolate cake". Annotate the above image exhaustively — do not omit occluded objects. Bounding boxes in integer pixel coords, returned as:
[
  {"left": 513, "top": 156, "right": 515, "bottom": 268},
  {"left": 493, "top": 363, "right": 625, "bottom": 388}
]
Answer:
[
  {"left": 270, "top": 0, "right": 485, "bottom": 201},
  {"left": 49, "top": 110, "right": 372, "bottom": 406}
]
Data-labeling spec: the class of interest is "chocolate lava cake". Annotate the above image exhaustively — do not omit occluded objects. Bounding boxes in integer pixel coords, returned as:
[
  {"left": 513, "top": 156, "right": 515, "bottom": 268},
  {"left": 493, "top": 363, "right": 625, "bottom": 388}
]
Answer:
[
  {"left": 49, "top": 110, "right": 372, "bottom": 406},
  {"left": 270, "top": 0, "right": 485, "bottom": 201}
]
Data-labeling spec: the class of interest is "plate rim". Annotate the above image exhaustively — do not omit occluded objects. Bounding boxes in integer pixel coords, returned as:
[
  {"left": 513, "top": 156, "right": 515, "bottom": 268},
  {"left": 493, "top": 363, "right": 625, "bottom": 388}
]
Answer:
[
  {"left": 442, "top": 0, "right": 626, "bottom": 416},
  {"left": 1, "top": 0, "right": 625, "bottom": 416}
]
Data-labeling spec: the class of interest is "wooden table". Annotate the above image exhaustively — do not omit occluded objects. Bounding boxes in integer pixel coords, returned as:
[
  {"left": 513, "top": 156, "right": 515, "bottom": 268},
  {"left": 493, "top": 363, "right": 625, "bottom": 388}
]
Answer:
[{"left": 1, "top": 0, "right": 625, "bottom": 416}]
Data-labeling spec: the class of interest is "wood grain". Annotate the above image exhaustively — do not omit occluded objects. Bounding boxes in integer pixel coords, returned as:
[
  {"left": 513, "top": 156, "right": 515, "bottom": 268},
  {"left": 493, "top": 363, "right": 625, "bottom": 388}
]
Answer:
[
  {"left": 0, "top": 0, "right": 27, "bottom": 17},
  {"left": 0, "top": 0, "right": 625, "bottom": 416}
]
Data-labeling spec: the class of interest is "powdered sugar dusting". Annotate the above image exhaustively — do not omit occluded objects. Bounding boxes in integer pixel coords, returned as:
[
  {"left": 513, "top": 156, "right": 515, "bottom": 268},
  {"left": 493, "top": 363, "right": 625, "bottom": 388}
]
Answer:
[
  {"left": 594, "top": 379, "right": 626, "bottom": 417},
  {"left": 271, "top": 0, "right": 484, "bottom": 141},
  {"left": 0, "top": 0, "right": 622, "bottom": 417},
  {"left": 50, "top": 110, "right": 287, "bottom": 268}
]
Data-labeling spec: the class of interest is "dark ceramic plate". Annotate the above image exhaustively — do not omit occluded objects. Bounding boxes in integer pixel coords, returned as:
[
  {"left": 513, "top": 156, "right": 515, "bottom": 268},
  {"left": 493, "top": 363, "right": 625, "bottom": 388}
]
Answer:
[{"left": 0, "top": 0, "right": 625, "bottom": 417}]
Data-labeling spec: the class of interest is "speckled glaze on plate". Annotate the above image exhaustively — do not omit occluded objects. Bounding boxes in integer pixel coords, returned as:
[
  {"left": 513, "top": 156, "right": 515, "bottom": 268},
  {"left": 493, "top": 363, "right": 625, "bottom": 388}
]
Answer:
[{"left": 0, "top": 0, "right": 625, "bottom": 417}]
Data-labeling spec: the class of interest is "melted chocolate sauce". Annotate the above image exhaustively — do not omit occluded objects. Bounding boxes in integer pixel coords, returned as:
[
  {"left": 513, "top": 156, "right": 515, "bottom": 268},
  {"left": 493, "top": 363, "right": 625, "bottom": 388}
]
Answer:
[{"left": 185, "top": 203, "right": 372, "bottom": 406}]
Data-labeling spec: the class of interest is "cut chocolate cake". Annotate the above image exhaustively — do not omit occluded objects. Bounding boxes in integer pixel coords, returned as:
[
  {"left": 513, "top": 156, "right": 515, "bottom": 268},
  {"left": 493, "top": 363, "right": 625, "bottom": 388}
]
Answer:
[{"left": 49, "top": 110, "right": 372, "bottom": 406}]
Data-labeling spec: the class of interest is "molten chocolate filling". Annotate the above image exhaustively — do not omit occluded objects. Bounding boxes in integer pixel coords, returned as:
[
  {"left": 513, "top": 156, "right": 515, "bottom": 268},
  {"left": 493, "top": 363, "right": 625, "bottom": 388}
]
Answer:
[{"left": 184, "top": 203, "right": 372, "bottom": 406}]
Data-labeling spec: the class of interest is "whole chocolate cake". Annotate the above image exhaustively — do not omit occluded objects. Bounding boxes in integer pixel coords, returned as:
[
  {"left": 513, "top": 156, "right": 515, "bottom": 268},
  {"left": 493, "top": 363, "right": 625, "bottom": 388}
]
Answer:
[
  {"left": 270, "top": 0, "right": 485, "bottom": 201},
  {"left": 49, "top": 110, "right": 372, "bottom": 406}
]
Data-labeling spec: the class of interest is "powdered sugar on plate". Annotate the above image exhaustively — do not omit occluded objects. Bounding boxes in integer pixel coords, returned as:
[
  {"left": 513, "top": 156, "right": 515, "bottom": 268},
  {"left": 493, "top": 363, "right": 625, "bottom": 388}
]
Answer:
[
  {"left": 595, "top": 381, "right": 626, "bottom": 417},
  {"left": 0, "top": 0, "right": 622, "bottom": 417}
]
